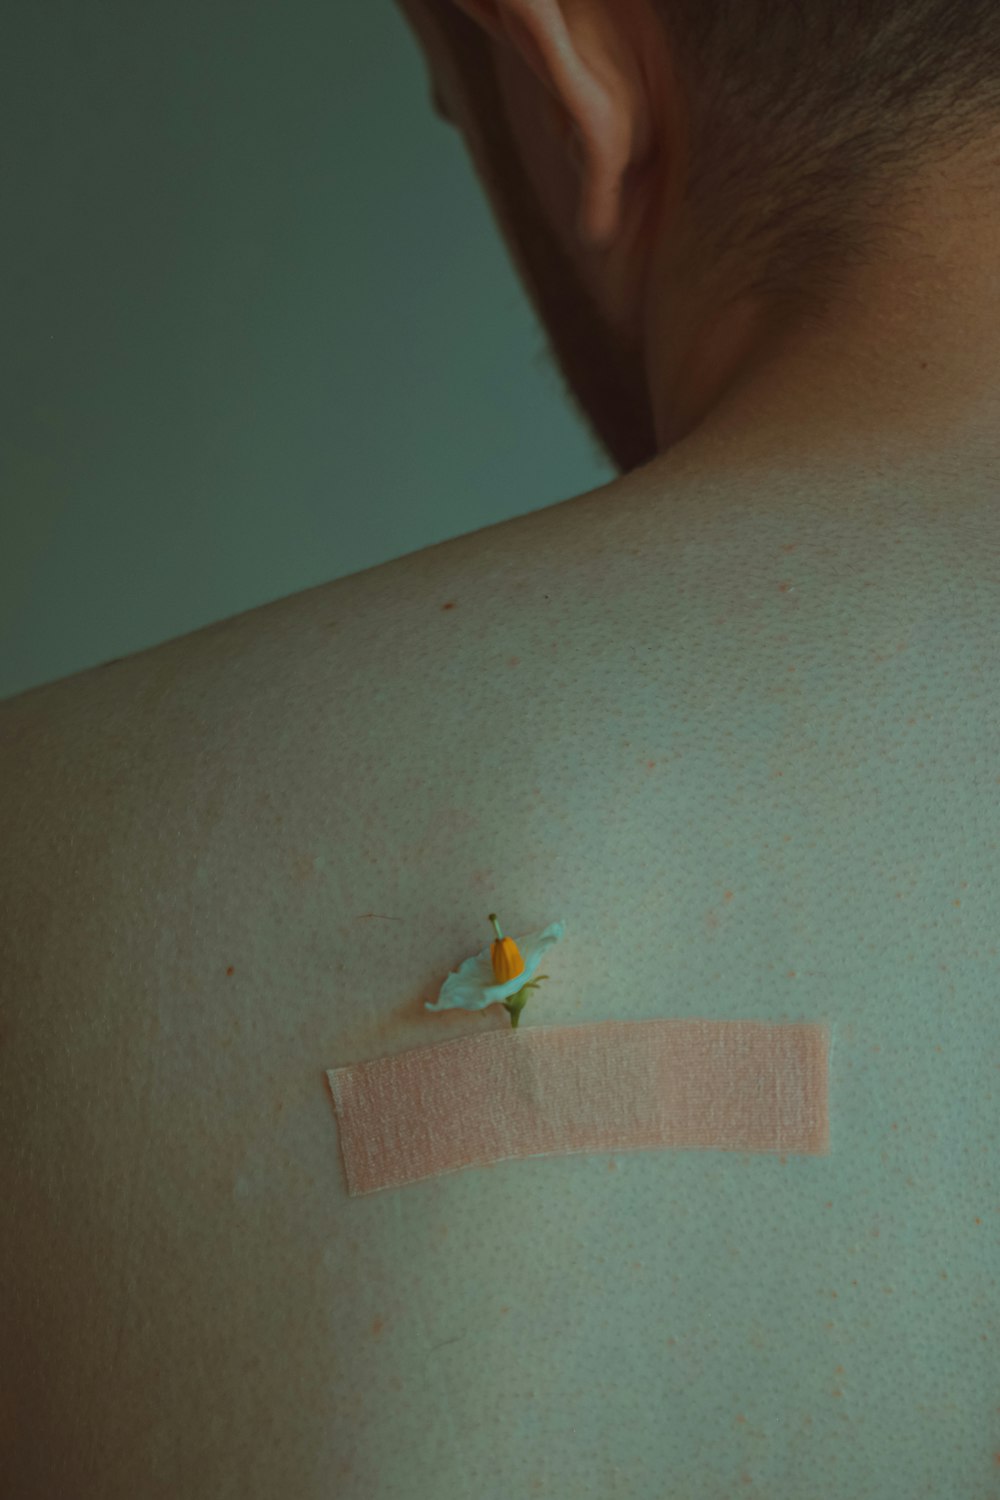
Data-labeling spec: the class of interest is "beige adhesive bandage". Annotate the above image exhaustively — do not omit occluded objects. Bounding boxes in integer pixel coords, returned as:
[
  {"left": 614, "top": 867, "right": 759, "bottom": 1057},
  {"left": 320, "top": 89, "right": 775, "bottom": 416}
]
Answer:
[{"left": 327, "top": 1018, "right": 830, "bottom": 1197}]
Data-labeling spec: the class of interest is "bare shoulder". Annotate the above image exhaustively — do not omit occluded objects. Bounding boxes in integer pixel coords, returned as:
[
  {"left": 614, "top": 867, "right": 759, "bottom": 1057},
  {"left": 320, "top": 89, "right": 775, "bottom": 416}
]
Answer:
[
  {"left": 3, "top": 463, "right": 996, "bottom": 1497},
  {"left": 0, "top": 490, "right": 611, "bottom": 1497},
  {"left": 0, "top": 575, "right": 374, "bottom": 1493}
]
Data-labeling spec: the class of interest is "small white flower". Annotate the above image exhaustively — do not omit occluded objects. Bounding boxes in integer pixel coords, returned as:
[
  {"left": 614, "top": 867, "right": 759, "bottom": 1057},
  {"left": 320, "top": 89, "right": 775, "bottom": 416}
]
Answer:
[{"left": 425, "top": 913, "right": 565, "bottom": 1028}]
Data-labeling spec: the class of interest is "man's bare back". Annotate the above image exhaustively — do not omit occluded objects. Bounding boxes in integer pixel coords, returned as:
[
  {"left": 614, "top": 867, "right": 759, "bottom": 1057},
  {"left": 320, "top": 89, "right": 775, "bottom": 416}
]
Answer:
[{"left": 1, "top": 455, "right": 997, "bottom": 1498}]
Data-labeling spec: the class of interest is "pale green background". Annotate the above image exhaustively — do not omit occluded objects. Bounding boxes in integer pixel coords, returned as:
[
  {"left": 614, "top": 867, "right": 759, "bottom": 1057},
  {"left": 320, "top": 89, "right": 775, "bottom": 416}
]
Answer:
[{"left": 1, "top": 0, "right": 611, "bottom": 704}]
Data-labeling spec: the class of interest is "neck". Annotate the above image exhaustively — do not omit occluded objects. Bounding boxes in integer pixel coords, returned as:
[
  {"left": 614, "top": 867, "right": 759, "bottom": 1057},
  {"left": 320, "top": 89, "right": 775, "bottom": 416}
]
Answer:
[{"left": 644, "top": 172, "right": 1000, "bottom": 478}]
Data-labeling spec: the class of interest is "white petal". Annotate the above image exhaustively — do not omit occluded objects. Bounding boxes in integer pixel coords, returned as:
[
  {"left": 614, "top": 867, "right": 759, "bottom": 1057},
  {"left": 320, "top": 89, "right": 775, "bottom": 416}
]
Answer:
[{"left": 424, "top": 920, "right": 565, "bottom": 1013}]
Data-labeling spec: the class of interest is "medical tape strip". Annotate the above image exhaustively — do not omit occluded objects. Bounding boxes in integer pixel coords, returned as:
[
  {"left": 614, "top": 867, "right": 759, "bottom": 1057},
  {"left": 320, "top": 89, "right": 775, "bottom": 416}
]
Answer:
[{"left": 327, "top": 1018, "right": 830, "bottom": 1196}]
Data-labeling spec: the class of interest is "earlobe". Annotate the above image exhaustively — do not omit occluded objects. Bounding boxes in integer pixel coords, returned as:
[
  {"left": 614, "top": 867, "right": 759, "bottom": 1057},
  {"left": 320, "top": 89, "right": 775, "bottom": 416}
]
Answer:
[
  {"left": 577, "top": 150, "right": 624, "bottom": 249},
  {"left": 455, "top": 0, "right": 638, "bottom": 250}
]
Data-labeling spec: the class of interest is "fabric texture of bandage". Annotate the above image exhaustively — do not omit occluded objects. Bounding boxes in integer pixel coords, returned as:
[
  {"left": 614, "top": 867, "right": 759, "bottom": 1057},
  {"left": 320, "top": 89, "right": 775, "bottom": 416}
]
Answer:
[{"left": 327, "top": 1018, "right": 829, "bottom": 1197}]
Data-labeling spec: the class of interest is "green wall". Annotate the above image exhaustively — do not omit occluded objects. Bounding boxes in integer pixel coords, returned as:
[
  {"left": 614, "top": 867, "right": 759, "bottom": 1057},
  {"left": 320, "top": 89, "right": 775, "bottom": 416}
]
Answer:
[{"left": 1, "top": 1, "right": 610, "bottom": 702}]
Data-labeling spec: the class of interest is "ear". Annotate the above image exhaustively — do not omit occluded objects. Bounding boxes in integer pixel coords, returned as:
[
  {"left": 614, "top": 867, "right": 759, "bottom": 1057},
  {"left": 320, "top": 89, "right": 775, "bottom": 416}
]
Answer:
[{"left": 453, "top": 0, "right": 642, "bottom": 248}]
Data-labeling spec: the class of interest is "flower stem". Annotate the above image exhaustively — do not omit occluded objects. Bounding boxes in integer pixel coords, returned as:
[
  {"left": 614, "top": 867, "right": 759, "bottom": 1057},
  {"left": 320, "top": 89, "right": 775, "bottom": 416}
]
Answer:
[{"left": 502, "top": 973, "right": 548, "bottom": 1028}]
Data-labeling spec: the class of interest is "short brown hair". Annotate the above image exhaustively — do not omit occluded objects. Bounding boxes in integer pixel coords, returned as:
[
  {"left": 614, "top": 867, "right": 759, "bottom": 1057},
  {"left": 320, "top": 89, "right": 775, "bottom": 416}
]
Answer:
[{"left": 657, "top": 0, "right": 1000, "bottom": 314}]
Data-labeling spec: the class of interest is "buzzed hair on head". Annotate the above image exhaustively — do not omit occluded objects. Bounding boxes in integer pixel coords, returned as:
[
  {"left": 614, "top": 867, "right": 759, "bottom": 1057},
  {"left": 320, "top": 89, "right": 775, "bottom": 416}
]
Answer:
[{"left": 655, "top": 0, "right": 1000, "bottom": 316}]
